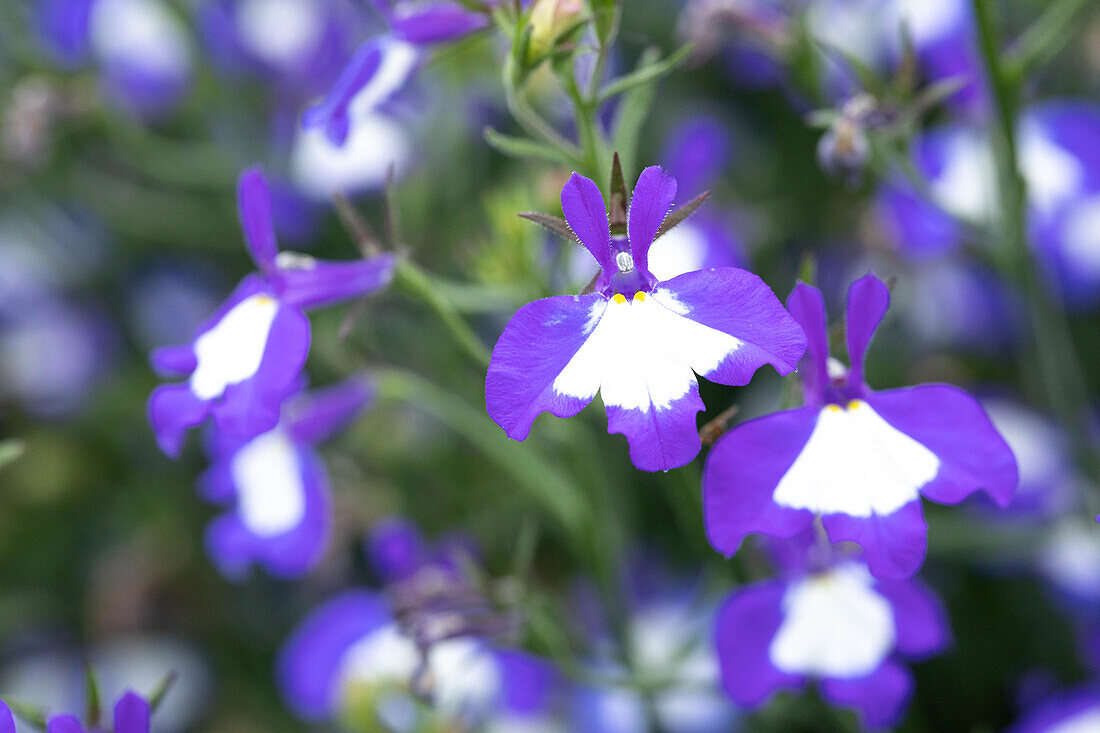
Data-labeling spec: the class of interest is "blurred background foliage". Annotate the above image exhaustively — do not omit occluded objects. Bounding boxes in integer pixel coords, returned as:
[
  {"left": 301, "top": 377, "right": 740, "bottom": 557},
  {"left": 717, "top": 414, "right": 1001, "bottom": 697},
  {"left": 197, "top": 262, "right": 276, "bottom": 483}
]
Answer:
[{"left": 1, "top": 0, "right": 1099, "bottom": 729}]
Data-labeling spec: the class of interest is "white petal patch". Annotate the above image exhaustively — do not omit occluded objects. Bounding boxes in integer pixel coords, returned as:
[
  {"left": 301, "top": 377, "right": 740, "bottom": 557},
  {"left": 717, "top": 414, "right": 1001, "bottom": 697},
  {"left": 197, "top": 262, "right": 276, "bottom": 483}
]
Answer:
[
  {"left": 230, "top": 429, "right": 306, "bottom": 537},
  {"left": 1019, "top": 122, "right": 1085, "bottom": 216},
  {"left": 769, "top": 563, "right": 896, "bottom": 678},
  {"left": 90, "top": 0, "right": 191, "bottom": 78},
  {"left": 773, "top": 401, "right": 940, "bottom": 517},
  {"left": 1061, "top": 194, "right": 1100, "bottom": 281},
  {"left": 236, "top": 0, "right": 323, "bottom": 67},
  {"left": 291, "top": 113, "right": 410, "bottom": 199},
  {"left": 339, "top": 624, "right": 501, "bottom": 719},
  {"left": 1046, "top": 707, "right": 1100, "bottom": 733},
  {"left": 189, "top": 294, "right": 279, "bottom": 400},
  {"left": 552, "top": 291, "right": 743, "bottom": 412},
  {"left": 890, "top": 0, "right": 965, "bottom": 44}
]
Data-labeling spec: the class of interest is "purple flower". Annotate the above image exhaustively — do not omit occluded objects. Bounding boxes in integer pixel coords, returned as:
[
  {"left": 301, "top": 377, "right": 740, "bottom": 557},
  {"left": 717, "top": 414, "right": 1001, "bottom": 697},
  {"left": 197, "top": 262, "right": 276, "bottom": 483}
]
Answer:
[
  {"left": 277, "top": 590, "right": 556, "bottom": 727},
  {"left": 11, "top": 691, "right": 153, "bottom": 733},
  {"left": 302, "top": 2, "right": 486, "bottom": 147},
  {"left": 486, "top": 167, "right": 806, "bottom": 472},
  {"left": 35, "top": 0, "right": 193, "bottom": 118},
  {"left": 703, "top": 273, "right": 1018, "bottom": 579},
  {"left": 877, "top": 102, "right": 1100, "bottom": 308},
  {"left": 715, "top": 550, "right": 950, "bottom": 729},
  {"left": 1007, "top": 686, "right": 1100, "bottom": 733},
  {"left": 199, "top": 378, "right": 372, "bottom": 579},
  {"left": 147, "top": 167, "right": 395, "bottom": 457}
]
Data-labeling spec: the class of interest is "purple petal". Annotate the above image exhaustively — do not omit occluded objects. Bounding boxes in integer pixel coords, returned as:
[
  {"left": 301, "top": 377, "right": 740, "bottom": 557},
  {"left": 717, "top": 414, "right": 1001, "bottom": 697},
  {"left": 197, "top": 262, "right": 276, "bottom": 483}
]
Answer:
[
  {"left": 209, "top": 304, "right": 310, "bottom": 439},
  {"left": 715, "top": 581, "right": 804, "bottom": 707},
  {"left": 561, "top": 173, "right": 614, "bottom": 274},
  {"left": 495, "top": 650, "right": 558, "bottom": 716},
  {"left": 390, "top": 4, "right": 489, "bottom": 45},
  {"left": 113, "top": 691, "right": 150, "bottom": 733},
  {"left": 150, "top": 344, "right": 197, "bottom": 378},
  {"left": 875, "top": 577, "right": 952, "bottom": 658},
  {"left": 277, "top": 591, "right": 392, "bottom": 720},
  {"left": 273, "top": 253, "right": 396, "bottom": 310},
  {"left": 198, "top": 459, "right": 236, "bottom": 504},
  {"left": 627, "top": 166, "right": 678, "bottom": 273},
  {"left": 1008, "top": 686, "right": 1100, "bottom": 733},
  {"left": 655, "top": 268, "right": 808, "bottom": 382},
  {"left": 605, "top": 390, "right": 707, "bottom": 472},
  {"left": 206, "top": 442, "right": 331, "bottom": 579},
  {"left": 148, "top": 383, "right": 212, "bottom": 457},
  {"left": 285, "top": 377, "right": 374, "bottom": 445},
  {"left": 486, "top": 293, "right": 606, "bottom": 440},
  {"left": 866, "top": 384, "right": 1019, "bottom": 507},
  {"left": 302, "top": 37, "right": 387, "bottom": 146},
  {"left": 845, "top": 273, "right": 890, "bottom": 388},
  {"left": 238, "top": 167, "right": 279, "bottom": 272},
  {"left": 0, "top": 701, "right": 14, "bottom": 733},
  {"left": 35, "top": 0, "right": 94, "bottom": 66},
  {"left": 819, "top": 659, "right": 913, "bottom": 729},
  {"left": 366, "top": 517, "right": 430, "bottom": 582},
  {"left": 822, "top": 500, "right": 929, "bottom": 580},
  {"left": 786, "top": 282, "right": 830, "bottom": 404},
  {"left": 703, "top": 407, "right": 819, "bottom": 556},
  {"left": 46, "top": 717, "right": 85, "bottom": 733}
]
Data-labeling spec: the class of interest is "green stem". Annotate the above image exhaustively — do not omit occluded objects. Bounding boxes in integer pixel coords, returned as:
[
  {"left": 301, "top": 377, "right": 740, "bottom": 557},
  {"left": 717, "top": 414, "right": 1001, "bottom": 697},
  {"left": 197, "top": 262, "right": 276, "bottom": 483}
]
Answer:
[
  {"left": 502, "top": 56, "right": 583, "bottom": 156},
  {"left": 971, "top": 0, "right": 1099, "bottom": 481},
  {"left": 393, "top": 259, "right": 493, "bottom": 367},
  {"left": 373, "top": 368, "right": 590, "bottom": 539},
  {"left": 1005, "top": 0, "right": 1095, "bottom": 79},
  {"left": 565, "top": 72, "right": 603, "bottom": 180}
]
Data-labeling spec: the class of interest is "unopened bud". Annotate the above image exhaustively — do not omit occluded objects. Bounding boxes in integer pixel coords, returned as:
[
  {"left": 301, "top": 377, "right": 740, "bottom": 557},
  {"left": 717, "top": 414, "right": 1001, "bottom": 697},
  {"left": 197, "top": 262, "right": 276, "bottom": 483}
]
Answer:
[{"left": 527, "top": 0, "right": 585, "bottom": 62}]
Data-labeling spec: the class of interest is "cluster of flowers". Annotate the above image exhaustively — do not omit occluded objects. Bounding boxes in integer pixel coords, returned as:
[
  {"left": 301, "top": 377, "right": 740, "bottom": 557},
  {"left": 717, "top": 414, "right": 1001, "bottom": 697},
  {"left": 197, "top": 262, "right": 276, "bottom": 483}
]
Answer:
[{"left": 487, "top": 166, "right": 1019, "bottom": 726}]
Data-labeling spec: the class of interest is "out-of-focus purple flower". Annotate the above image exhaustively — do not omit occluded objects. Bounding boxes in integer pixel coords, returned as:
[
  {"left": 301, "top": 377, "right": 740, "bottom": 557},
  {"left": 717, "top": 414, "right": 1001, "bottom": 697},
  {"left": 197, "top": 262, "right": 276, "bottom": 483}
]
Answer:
[
  {"left": 1038, "top": 520, "right": 1100, "bottom": 610},
  {"left": 896, "top": 258, "right": 1020, "bottom": 355},
  {"left": 199, "top": 378, "right": 372, "bottom": 579},
  {"left": 127, "top": 261, "right": 228, "bottom": 351},
  {"left": 487, "top": 166, "right": 805, "bottom": 472},
  {"left": 197, "top": 0, "right": 350, "bottom": 94},
  {"left": 571, "top": 558, "right": 738, "bottom": 733},
  {"left": 277, "top": 592, "right": 556, "bottom": 728},
  {"left": 35, "top": 0, "right": 193, "bottom": 118},
  {"left": 704, "top": 274, "right": 1018, "bottom": 579},
  {"left": 1007, "top": 686, "right": 1100, "bottom": 733},
  {"left": 302, "top": 2, "right": 486, "bottom": 149},
  {"left": 146, "top": 167, "right": 395, "bottom": 457},
  {"left": 877, "top": 102, "right": 1100, "bottom": 308},
  {"left": 0, "top": 299, "right": 116, "bottom": 419},
  {"left": 971, "top": 399, "right": 1078, "bottom": 520},
  {"left": 715, "top": 540, "right": 950, "bottom": 729}
]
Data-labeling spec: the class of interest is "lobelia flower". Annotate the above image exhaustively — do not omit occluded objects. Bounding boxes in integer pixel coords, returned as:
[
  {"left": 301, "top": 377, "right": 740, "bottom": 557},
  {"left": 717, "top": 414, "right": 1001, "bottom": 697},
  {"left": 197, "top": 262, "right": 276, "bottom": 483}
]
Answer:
[
  {"left": 487, "top": 166, "right": 806, "bottom": 472},
  {"left": 278, "top": 523, "right": 559, "bottom": 731},
  {"left": 876, "top": 102, "right": 1100, "bottom": 308},
  {"left": 1007, "top": 686, "right": 1100, "bottom": 733},
  {"left": 703, "top": 273, "right": 1018, "bottom": 579},
  {"left": 301, "top": 1, "right": 488, "bottom": 147},
  {"left": 35, "top": 0, "right": 193, "bottom": 118},
  {"left": 714, "top": 535, "right": 951, "bottom": 729},
  {"left": 571, "top": 553, "right": 737, "bottom": 733},
  {"left": 199, "top": 378, "right": 372, "bottom": 579},
  {"left": 147, "top": 167, "right": 395, "bottom": 457}
]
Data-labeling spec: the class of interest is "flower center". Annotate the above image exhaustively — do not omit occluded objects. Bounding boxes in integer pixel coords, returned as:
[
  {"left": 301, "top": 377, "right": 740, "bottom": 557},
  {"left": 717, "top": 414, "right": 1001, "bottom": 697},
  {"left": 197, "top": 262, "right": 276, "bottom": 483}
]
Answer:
[{"left": 615, "top": 250, "right": 635, "bottom": 273}]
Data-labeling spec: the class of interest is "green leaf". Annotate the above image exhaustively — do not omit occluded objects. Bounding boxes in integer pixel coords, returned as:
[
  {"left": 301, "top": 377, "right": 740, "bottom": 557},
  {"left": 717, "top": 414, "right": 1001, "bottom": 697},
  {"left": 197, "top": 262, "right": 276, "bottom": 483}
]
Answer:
[
  {"left": 518, "top": 212, "right": 576, "bottom": 243},
  {"left": 7, "top": 700, "right": 47, "bottom": 729},
  {"left": 590, "top": 0, "right": 621, "bottom": 45},
  {"left": 655, "top": 191, "right": 710, "bottom": 240},
  {"left": 597, "top": 43, "right": 693, "bottom": 102},
  {"left": 810, "top": 38, "right": 887, "bottom": 97},
  {"left": 483, "top": 127, "right": 581, "bottom": 166},
  {"left": 797, "top": 251, "right": 817, "bottom": 286},
  {"left": 149, "top": 671, "right": 178, "bottom": 710},
  {"left": 0, "top": 439, "right": 24, "bottom": 471}
]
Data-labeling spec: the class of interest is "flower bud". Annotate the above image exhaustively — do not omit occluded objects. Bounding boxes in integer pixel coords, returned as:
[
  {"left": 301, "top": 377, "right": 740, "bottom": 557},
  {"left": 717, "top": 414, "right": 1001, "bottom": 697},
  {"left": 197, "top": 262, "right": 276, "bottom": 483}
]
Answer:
[{"left": 527, "top": 0, "right": 585, "bottom": 62}]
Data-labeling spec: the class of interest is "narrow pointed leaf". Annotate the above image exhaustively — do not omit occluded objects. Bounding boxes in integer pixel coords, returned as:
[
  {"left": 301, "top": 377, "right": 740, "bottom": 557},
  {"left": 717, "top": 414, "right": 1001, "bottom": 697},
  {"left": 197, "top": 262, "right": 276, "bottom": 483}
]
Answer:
[
  {"left": 609, "top": 152, "right": 627, "bottom": 237},
  {"left": 654, "top": 190, "right": 710, "bottom": 240},
  {"left": 484, "top": 127, "right": 581, "bottom": 166},
  {"left": 149, "top": 671, "right": 178, "bottom": 710},
  {"left": 597, "top": 43, "right": 693, "bottom": 102},
  {"left": 85, "top": 662, "right": 102, "bottom": 726},
  {"left": 518, "top": 212, "right": 577, "bottom": 243}
]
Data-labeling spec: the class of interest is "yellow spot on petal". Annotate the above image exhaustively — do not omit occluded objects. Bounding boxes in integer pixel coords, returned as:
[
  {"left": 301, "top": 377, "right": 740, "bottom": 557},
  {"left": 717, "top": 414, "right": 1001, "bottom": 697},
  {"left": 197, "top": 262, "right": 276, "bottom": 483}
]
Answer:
[
  {"left": 612, "top": 293, "right": 627, "bottom": 304},
  {"left": 826, "top": 404, "right": 842, "bottom": 413},
  {"left": 633, "top": 291, "right": 646, "bottom": 302},
  {"left": 848, "top": 399, "right": 862, "bottom": 410},
  {"left": 255, "top": 295, "right": 274, "bottom": 305}
]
